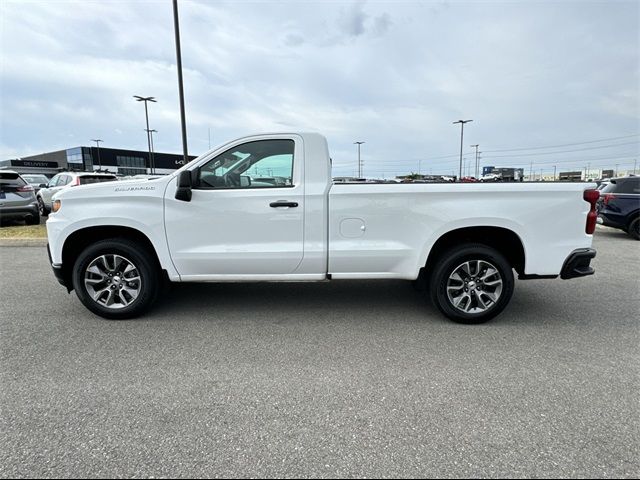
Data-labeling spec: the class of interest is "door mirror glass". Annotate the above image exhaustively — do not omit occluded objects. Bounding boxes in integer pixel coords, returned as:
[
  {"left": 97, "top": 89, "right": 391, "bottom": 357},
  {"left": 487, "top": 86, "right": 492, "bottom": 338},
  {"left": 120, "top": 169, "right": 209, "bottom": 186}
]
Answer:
[{"left": 175, "top": 170, "right": 192, "bottom": 202}]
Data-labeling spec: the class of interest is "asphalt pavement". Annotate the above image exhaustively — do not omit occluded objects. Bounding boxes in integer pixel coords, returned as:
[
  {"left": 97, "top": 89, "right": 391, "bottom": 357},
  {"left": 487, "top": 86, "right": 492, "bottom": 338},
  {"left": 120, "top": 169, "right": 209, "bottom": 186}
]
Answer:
[{"left": 1, "top": 227, "right": 638, "bottom": 478}]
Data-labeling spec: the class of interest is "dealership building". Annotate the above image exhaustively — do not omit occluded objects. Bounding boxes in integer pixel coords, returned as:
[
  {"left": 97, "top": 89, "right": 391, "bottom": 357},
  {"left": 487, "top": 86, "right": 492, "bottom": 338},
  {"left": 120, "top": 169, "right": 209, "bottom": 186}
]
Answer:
[{"left": 0, "top": 146, "right": 197, "bottom": 177}]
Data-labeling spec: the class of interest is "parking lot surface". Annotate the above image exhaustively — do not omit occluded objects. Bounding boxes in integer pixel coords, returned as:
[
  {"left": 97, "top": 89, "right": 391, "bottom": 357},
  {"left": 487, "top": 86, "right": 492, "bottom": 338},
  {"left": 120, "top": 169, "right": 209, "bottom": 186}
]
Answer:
[{"left": 1, "top": 227, "right": 638, "bottom": 478}]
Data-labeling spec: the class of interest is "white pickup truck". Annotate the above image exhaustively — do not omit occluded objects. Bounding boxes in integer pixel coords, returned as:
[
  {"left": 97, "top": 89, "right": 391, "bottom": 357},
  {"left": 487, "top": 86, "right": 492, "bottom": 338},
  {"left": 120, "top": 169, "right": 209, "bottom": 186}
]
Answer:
[{"left": 46, "top": 133, "right": 598, "bottom": 323}]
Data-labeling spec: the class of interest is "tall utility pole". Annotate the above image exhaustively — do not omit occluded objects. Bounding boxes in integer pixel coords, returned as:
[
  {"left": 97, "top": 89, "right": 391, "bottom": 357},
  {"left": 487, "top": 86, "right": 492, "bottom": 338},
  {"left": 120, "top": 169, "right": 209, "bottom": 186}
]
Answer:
[
  {"left": 529, "top": 162, "right": 533, "bottom": 181},
  {"left": 453, "top": 120, "right": 472, "bottom": 181},
  {"left": 354, "top": 141, "right": 365, "bottom": 178},
  {"left": 134, "top": 95, "right": 156, "bottom": 173},
  {"left": 553, "top": 165, "right": 557, "bottom": 182},
  {"left": 145, "top": 129, "right": 158, "bottom": 174},
  {"left": 634, "top": 159, "right": 637, "bottom": 175},
  {"left": 470, "top": 144, "right": 479, "bottom": 178},
  {"left": 90, "top": 139, "right": 103, "bottom": 170},
  {"left": 173, "top": 0, "right": 189, "bottom": 164},
  {"left": 615, "top": 164, "right": 619, "bottom": 177}
]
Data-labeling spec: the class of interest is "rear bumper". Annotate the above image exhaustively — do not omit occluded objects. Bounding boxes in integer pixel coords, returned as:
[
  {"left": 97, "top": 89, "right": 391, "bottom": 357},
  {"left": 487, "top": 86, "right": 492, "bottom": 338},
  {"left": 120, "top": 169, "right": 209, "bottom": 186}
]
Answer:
[
  {"left": 560, "top": 248, "right": 596, "bottom": 280},
  {"left": 597, "top": 213, "right": 624, "bottom": 229},
  {"left": 0, "top": 204, "right": 39, "bottom": 219}
]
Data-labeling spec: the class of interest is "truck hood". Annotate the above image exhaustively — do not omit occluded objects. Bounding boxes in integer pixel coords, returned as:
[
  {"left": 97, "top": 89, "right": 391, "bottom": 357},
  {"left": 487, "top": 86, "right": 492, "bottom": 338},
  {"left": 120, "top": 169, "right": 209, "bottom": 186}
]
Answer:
[{"left": 53, "top": 176, "right": 173, "bottom": 202}]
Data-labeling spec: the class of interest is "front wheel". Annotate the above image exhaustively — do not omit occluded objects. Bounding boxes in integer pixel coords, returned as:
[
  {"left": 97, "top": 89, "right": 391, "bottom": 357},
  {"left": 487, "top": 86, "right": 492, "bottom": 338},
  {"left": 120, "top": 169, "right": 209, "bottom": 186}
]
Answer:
[
  {"left": 37, "top": 197, "right": 49, "bottom": 217},
  {"left": 429, "top": 244, "right": 514, "bottom": 324},
  {"left": 72, "top": 238, "right": 160, "bottom": 319},
  {"left": 628, "top": 218, "right": 640, "bottom": 240}
]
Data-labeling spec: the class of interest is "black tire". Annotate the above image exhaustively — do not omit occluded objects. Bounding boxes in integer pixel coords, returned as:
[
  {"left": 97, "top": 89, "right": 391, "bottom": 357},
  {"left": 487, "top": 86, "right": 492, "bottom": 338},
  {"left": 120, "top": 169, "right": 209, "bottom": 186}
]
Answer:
[
  {"left": 37, "top": 196, "right": 49, "bottom": 217},
  {"left": 429, "top": 243, "right": 514, "bottom": 324},
  {"left": 25, "top": 213, "right": 40, "bottom": 225},
  {"left": 628, "top": 217, "right": 640, "bottom": 240},
  {"left": 72, "top": 238, "right": 160, "bottom": 319}
]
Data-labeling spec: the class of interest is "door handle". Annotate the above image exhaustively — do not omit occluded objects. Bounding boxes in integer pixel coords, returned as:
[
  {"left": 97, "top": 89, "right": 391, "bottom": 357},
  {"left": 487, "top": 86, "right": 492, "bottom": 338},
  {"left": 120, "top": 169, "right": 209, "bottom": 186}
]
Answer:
[{"left": 270, "top": 201, "right": 298, "bottom": 208}]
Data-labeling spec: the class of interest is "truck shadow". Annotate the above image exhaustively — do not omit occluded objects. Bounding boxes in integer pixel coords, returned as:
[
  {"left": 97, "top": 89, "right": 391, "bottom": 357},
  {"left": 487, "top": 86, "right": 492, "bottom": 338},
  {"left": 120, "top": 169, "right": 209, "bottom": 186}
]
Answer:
[
  {"left": 150, "top": 279, "right": 575, "bottom": 327},
  {"left": 154, "top": 280, "right": 437, "bottom": 324}
]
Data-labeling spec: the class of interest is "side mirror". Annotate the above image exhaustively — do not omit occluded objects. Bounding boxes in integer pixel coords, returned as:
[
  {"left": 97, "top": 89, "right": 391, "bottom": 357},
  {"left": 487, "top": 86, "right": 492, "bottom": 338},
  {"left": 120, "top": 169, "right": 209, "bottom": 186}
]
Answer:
[
  {"left": 175, "top": 170, "right": 192, "bottom": 202},
  {"left": 240, "top": 175, "right": 251, "bottom": 188},
  {"left": 39, "top": 183, "right": 47, "bottom": 188}
]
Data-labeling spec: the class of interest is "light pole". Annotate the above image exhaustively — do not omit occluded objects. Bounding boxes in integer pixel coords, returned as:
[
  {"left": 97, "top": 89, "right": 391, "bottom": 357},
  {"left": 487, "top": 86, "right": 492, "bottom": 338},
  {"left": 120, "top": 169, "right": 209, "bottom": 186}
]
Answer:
[
  {"left": 173, "top": 0, "right": 189, "bottom": 164},
  {"left": 145, "top": 129, "right": 158, "bottom": 174},
  {"left": 453, "top": 120, "right": 472, "bottom": 181},
  {"left": 134, "top": 95, "right": 156, "bottom": 173},
  {"left": 90, "top": 139, "right": 103, "bottom": 171},
  {"left": 354, "top": 141, "right": 365, "bottom": 178},
  {"left": 470, "top": 144, "right": 479, "bottom": 178},
  {"left": 553, "top": 165, "right": 557, "bottom": 182}
]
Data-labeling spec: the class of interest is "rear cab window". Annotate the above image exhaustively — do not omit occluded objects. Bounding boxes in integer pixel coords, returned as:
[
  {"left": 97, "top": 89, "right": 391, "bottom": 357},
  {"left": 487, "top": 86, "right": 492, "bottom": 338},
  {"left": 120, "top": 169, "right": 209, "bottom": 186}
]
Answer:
[{"left": 79, "top": 175, "right": 117, "bottom": 185}]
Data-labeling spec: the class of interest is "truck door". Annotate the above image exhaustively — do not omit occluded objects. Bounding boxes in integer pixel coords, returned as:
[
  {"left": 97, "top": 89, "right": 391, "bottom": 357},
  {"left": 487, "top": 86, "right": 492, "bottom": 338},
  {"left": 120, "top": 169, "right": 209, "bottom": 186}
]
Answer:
[{"left": 164, "top": 137, "right": 305, "bottom": 277}]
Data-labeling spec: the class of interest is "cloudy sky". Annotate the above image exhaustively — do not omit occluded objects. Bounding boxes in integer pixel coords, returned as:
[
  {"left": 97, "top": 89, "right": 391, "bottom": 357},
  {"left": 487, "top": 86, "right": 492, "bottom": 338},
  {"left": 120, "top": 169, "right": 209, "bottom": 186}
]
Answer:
[{"left": 1, "top": 0, "right": 638, "bottom": 177}]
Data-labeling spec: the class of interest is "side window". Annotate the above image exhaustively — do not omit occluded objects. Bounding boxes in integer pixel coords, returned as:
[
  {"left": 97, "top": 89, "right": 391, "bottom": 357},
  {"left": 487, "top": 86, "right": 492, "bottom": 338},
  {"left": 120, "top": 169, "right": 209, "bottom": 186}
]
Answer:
[
  {"left": 57, "top": 175, "right": 71, "bottom": 186},
  {"left": 48, "top": 174, "right": 61, "bottom": 188},
  {"left": 196, "top": 139, "right": 295, "bottom": 189},
  {"left": 618, "top": 179, "right": 640, "bottom": 194}
]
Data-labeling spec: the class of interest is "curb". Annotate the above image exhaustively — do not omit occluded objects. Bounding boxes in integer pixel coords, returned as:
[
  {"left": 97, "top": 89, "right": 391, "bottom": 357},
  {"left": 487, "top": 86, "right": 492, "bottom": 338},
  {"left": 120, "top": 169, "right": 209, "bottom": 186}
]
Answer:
[{"left": 0, "top": 238, "right": 48, "bottom": 247}]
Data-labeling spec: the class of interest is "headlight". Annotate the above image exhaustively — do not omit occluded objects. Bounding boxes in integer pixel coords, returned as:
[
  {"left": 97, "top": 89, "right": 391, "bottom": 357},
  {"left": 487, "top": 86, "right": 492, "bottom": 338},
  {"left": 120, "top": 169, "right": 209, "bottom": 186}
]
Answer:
[{"left": 52, "top": 200, "right": 61, "bottom": 213}]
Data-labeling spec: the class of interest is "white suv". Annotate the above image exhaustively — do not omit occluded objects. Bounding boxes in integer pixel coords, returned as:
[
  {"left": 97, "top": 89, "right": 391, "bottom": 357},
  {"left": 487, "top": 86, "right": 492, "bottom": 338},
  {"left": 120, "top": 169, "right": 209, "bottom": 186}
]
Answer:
[{"left": 37, "top": 172, "right": 117, "bottom": 216}]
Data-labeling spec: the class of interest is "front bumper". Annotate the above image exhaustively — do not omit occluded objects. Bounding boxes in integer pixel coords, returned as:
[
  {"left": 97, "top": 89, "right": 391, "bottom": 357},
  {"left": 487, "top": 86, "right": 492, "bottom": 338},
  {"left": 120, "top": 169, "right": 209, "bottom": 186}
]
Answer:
[
  {"left": 47, "top": 243, "right": 69, "bottom": 290},
  {"left": 560, "top": 248, "right": 596, "bottom": 280}
]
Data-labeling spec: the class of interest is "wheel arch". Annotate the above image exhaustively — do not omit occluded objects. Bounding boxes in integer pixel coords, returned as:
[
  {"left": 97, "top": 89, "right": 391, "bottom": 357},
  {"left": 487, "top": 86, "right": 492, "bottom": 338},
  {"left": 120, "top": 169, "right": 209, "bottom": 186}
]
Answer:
[
  {"left": 60, "top": 225, "right": 163, "bottom": 290},
  {"left": 423, "top": 226, "right": 526, "bottom": 276}
]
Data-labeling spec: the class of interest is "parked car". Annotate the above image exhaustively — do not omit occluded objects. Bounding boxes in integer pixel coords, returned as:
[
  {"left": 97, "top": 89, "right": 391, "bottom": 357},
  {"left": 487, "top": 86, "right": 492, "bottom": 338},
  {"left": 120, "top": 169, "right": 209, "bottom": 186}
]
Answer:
[
  {"left": 0, "top": 171, "right": 39, "bottom": 225},
  {"left": 47, "top": 132, "right": 598, "bottom": 324},
  {"left": 597, "top": 176, "right": 640, "bottom": 240},
  {"left": 21, "top": 174, "right": 50, "bottom": 194},
  {"left": 37, "top": 172, "right": 117, "bottom": 216},
  {"left": 480, "top": 173, "right": 502, "bottom": 182},
  {"left": 460, "top": 176, "right": 479, "bottom": 183}
]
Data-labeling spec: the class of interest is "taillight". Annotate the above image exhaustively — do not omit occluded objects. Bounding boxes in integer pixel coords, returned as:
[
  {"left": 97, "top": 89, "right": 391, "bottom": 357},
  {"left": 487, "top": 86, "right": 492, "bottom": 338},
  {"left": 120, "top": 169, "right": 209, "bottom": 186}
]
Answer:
[
  {"left": 17, "top": 184, "right": 34, "bottom": 192},
  {"left": 72, "top": 177, "right": 80, "bottom": 186},
  {"left": 603, "top": 193, "right": 616, "bottom": 205},
  {"left": 584, "top": 189, "right": 599, "bottom": 234}
]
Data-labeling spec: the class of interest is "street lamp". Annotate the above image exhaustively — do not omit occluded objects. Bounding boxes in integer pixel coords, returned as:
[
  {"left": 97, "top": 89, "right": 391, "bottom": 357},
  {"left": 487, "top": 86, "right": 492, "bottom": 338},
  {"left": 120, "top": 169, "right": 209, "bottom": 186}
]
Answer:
[
  {"left": 173, "top": 0, "right": 189, "bottom": 165},
  {"left": 470, "top": 144, "right": 479, "bottom": 178},
  {"left": 453, "top": 119, "right": 472, "bottom": 180},
  {"left": 145, "top": 129, "right": 158, "bottom": 174},
  {"left": 354, "top": 141, "right": 365, "bottom": 178},
  {"left": 90, "top": 139, "right": 103, "bottom": 170},
  {"left": 133, "top": 95, "right": 156, "bottom": 174}
]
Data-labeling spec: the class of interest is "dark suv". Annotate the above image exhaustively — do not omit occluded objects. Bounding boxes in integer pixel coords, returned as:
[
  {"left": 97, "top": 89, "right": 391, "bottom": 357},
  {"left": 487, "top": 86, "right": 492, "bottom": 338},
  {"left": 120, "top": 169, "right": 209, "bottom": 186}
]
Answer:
[
  {"left": 597, "top": 176, "right": 640, "bottom": 240},
  {"left": 0, "top": 171, "right": 40, "bottom": 225}
]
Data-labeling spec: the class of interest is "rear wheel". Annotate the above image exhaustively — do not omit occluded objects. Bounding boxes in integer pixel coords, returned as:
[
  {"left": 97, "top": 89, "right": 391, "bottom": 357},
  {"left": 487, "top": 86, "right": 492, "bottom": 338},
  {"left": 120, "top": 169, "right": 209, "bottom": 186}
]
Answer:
[
  {"left": 25, "top": 212, "right": 40, "bottom": 225},
  {"left": 628, "top": 218, "right": 640, "bottom": 240},
  {"left": 429, "top": 244, "right": 514, "bottom": 324},
  {"left": 72, "top": 238, "right": 160, "bottom": 319}
]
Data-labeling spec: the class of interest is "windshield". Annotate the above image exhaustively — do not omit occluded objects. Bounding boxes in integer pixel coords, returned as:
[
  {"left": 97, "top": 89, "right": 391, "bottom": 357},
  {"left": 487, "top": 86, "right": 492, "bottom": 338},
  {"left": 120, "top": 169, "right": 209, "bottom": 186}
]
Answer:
[{"left": 22, "top": 174, "right": 49, "bottom": 184}]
